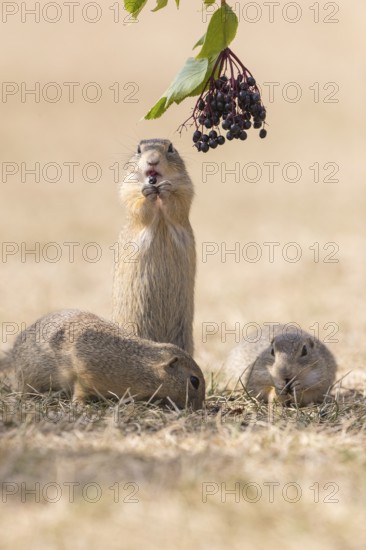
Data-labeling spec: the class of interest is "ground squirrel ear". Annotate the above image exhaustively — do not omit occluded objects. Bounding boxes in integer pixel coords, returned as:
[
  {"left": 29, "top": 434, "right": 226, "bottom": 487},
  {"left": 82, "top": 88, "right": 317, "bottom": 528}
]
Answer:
[
  {"left": 166, "top": 356, "right": 179, "bottom": 368},
  {"left": 308, "top": 338, "right": 315, "bottom": 348},
  {"left": 300, "top": 345, "right": 308, "bottom": 357}
]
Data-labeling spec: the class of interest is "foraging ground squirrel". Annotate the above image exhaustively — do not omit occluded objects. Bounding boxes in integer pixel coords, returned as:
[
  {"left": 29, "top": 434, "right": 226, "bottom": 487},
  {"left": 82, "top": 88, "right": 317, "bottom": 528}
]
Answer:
[
  {"left": 0, "top": 309, "right": 205, "bottom": 409},
  {"left": 112, "top": 139, "right": 196, "bottom": 355},
  {"left": 224, "top": 325, "right": 337, "bottom": 406}
]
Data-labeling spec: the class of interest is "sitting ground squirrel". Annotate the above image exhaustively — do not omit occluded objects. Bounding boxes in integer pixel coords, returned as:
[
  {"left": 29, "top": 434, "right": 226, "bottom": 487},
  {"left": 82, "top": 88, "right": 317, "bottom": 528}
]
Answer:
[
  {"left": 0, "top": 309, "right": 205, "bottom": 409},
  {"left": 224, "top": 325, "right": 338, "bottom": 406},
  {"left": 112, "top": 139, "right": 196, "bottom": 355}
]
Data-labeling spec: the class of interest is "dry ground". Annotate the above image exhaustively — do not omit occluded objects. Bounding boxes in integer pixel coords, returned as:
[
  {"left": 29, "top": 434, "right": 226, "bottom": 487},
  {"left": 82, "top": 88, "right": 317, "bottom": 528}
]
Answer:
[{"left": 1, "top": 1, "right": 365, "bottom": 548}]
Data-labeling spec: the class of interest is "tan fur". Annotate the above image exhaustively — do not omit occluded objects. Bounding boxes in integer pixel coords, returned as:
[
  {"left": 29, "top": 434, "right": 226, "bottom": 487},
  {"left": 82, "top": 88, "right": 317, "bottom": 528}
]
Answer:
[
  {"left": 1, "top": 309, "right": 205, "bottom": 409},
  {"left": 224, "top": 325, "right": 337, "bottom": 406},
  {"left": 112, "top": 139, "right": 196, "bottom": 355}
]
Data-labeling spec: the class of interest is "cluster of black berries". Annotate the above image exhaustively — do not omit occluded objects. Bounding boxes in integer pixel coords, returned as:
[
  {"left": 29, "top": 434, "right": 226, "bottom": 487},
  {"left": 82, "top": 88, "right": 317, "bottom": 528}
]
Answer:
[
  {"left": 192, "top": 129, "right": 225, "bottom": 153},
  {"left": 179, "top": 48, "right": 267, "bottom": 153}
]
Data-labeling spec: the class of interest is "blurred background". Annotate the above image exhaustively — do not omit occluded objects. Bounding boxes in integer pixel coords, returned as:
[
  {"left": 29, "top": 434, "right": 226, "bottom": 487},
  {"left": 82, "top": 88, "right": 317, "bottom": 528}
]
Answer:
[{"left": 0, "top": 0, "right": 365, "bottom": 379}]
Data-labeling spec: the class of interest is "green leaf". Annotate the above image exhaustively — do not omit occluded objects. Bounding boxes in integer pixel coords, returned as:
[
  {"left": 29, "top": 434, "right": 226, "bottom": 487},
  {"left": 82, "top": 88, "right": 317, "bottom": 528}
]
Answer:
[
  {"left": 152, "top": 0, "right": 168, "bottom": 12},
  {"left": 189, "top": 54, "right": 218, "bottom": 96},
  {"left": 203, "top": 0, "right": 216, "bottom": 5},
  {"left": 193, "top": 33, "right": 206, "bottom": 49},
  {"left": 145, "top": 57, "right": 209, "bottom": 119},
  {"left": 175, "top": 0, "right": 180, "bottom": 6},
  {"left": 145, "top": 97, "right": 168, "bottom": 120},
  {"left": 196, "top": 4, "right": 238, "bottom": 59},
  {"left": 123, "top": 0, "right": 148, "bottom": 18},
  {"left": 165, "top": 57, "right": 209, "bottom": 105}
]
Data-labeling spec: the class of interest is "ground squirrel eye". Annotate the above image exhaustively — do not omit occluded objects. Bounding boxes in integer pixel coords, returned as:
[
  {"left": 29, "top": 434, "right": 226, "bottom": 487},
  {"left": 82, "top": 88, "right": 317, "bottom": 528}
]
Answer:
[
  {"left": 300, "top": 345, "right": 308, "bottom": 357},
  {"left": 190, "top": 375, "right": 200, "bottom": 390},
  {"left": 167, "top": 143, "right": 174, "bottom": 153},
  {"left": 137, "top": 145, "right": 141, "bottom": 154},
  {"left": 270, "top": 347, "right": 275, "bottom": 357}
]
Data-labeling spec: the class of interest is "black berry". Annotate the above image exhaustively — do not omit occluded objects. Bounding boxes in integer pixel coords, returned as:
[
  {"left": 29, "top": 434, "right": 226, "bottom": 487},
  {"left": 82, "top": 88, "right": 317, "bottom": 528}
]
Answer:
[
  {"left": 179, "top": 47, "right": 267, "bottom": 152},
  {"left": 193, "top": 130, "right": 202, "bottom": 143}
]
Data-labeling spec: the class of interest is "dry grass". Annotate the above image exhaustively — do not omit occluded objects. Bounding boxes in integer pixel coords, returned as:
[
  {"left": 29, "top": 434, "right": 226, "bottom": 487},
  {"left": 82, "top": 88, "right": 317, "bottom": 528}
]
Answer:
[
  {"left": 1, "top": 380, "right": 366, "bottom": 549},
  {"left": 1, "top": 0, "right": 366, "bottom": 548}
]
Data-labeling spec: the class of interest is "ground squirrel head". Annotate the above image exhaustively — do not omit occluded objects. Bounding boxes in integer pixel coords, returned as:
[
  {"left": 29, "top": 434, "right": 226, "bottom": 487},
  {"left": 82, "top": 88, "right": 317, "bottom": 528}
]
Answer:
[
  {"left": 153, "top": 344, "right": 205, "bottom": 411},
  {"left": 266, "top": 332, "right": 331, "bottom": 405},
  {"left": 134, "top": 139, "right": 187, "bottom": 182},
  {"left": 120, "top": 139, "right": 194, "bottom": 223}
]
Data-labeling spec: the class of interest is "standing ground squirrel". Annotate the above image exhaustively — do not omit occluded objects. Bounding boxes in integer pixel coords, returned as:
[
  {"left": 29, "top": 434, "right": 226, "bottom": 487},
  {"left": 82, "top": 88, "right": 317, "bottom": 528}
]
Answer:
[
  {"left": 112, "top": 139, "right": 196, "bottom": 355},
  {"left": 0, "top": 310, "right": 205, "bottom": 409},
  {"left": 224, "top": 325, "right": 338, "bottom": 406}
]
